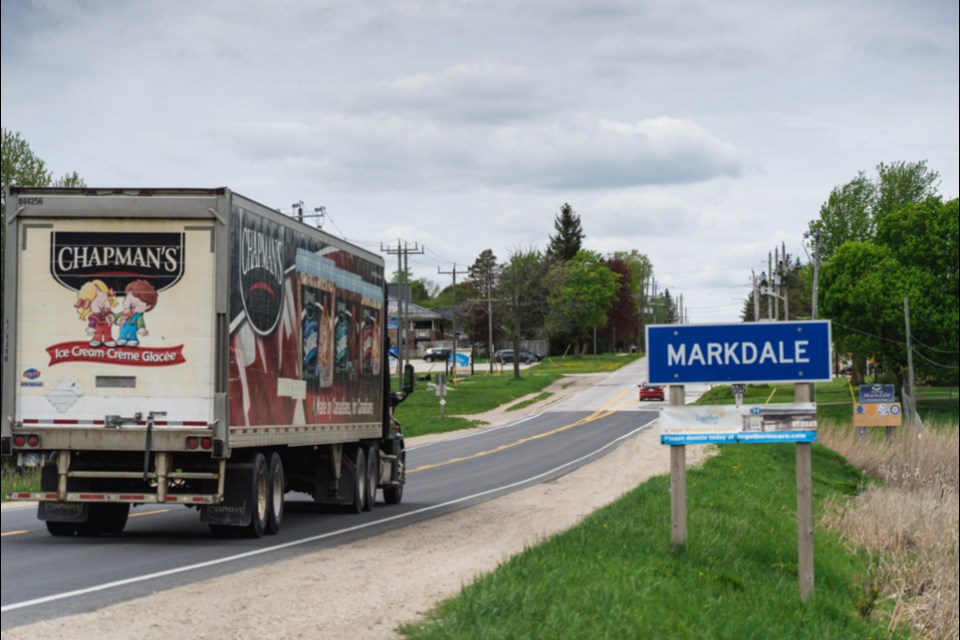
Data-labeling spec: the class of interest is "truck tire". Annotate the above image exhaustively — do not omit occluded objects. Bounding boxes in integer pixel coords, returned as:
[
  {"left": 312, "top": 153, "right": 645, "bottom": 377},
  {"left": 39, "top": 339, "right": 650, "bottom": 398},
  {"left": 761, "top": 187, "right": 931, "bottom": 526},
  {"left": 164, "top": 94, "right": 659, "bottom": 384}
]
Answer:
[
  {"left": 266, "top": 452, "right": 285, "bottom": 535},
  {"left": 245, "top": 453, "right": 269, "bottom": 538},
  {"left": 363, "top": 445, "right": 378, "bottom": 511},
  {"left": 98, "top": 503, "right": 130, "bottom": 534},
  {"left": 383, "top": 441, "right": 405, "bottom": 505},
  {"left": 46, "top": 521, "right": 77, "bottom": 537},
  {"left": 348, "top": 447, "right": 366, "bottom": 514}
]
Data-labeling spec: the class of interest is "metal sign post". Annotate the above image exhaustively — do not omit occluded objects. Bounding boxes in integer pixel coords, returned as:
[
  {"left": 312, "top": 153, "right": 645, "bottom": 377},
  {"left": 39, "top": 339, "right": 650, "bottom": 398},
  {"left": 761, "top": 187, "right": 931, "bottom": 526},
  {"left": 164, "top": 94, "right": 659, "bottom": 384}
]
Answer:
[{"left": 648, "top": 321, "right": 831, "bottom": 602}]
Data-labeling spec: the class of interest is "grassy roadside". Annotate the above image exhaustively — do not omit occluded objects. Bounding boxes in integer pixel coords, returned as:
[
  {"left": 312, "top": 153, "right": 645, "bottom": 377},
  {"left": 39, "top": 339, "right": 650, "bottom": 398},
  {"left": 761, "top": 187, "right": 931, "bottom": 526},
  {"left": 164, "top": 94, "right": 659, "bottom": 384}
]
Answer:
[
  {"left": 401, "top": 381, "right": 958, "bottom": 639},
  {"left": 402, "top": 442, "right": 907, "bottom": 639}
]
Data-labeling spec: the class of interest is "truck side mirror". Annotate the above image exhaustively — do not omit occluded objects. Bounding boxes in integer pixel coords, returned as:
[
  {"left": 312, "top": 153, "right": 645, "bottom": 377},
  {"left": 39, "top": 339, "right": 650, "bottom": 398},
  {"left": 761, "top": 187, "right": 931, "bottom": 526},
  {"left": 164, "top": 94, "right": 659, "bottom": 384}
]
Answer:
[{"left": 403, "top": 364, "right": 415, "bottom": 395}]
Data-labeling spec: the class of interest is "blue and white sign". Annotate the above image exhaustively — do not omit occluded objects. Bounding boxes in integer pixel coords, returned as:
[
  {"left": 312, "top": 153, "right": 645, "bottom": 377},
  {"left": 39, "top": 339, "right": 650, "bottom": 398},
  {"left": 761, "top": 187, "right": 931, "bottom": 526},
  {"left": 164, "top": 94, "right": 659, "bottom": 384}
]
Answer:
[
  {"left": 450, "top": 351, "right": 471, "bottom": 367},
  {"left": 660, "top": 403, "right": 818, "bottom": 445},
  {"left": 647, "top": 321, "right": 832, "bottom": 385},
  {"left": 858, "top": 384, "right": 895, "bottom": 403}
]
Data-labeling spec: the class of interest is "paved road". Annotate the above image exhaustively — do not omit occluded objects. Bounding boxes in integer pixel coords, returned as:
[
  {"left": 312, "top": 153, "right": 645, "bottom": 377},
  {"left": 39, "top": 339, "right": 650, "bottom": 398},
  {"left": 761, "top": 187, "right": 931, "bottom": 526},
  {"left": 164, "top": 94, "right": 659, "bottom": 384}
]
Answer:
[{"left": 1, "top": 358, "right": 665, "bottom": 630}]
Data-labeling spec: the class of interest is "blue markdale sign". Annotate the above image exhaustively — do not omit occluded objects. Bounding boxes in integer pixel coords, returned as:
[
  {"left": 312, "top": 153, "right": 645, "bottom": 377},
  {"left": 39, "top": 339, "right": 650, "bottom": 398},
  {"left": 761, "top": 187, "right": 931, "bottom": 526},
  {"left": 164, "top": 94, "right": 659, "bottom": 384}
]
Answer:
[{"left": 647, "top": 321, "right": 832, "bottom": 385}]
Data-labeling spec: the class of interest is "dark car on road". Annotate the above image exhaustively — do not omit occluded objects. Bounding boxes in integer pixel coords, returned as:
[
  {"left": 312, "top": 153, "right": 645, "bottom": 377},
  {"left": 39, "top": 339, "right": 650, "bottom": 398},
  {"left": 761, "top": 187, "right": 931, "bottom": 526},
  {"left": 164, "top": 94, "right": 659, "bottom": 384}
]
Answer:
[
  {"left": 423, "top": 348, "right": 452, "bottom": 363},
  {"left": 493, "top": 349, "right": 542, "bottom": 364}
]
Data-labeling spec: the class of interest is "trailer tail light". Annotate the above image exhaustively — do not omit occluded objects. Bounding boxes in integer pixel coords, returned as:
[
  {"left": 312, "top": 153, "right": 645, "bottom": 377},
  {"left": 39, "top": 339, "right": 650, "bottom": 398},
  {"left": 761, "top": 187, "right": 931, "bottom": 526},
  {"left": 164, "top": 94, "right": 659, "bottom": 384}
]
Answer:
[
  {"left": 186, "top": 437, "right": 214, "bottom": 451},
  {"left": 13, "top": 434, "right": 41, "bottom": 448}
]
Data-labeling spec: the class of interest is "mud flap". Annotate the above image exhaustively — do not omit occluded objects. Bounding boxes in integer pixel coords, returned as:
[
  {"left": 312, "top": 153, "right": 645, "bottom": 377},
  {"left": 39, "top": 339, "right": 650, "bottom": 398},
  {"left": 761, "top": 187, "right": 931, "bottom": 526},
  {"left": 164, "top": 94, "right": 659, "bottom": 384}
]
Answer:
[
  {"left": 200, "top": 462, "right": 254, "bottom": 526},
  {"left": 38, "top": 462, "right": 91, "bottom": 522},
  {"left": 39, "top": 501, "right": 90, "bottom": 523}
]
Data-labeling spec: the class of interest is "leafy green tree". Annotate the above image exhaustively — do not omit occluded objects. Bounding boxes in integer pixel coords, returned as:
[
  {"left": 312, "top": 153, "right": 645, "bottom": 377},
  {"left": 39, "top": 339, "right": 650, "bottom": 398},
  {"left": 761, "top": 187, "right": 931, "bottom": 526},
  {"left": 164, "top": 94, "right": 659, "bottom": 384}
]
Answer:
[
  {"left": 545, "top": 250, "right": 620, "bottom": 355},
  {"left": 875, "top": 196, "right": 959, "bottom": 380},
  {"left": 873, "top": 160, "right": 940, "bottom": 222},
  {"left": 500, "top": 247, "right": 547, "bottom": 378},
  {"left": 819, "top": 242, "right": 920, "bottom": 384},
  {"left": 2, "top": 129, "right": 53, "bottom": 201},
  {"left": 808, "top": 160, "right": 941, "bottom": 262},
  {"left": 545, "top": 203, "right": 584, "bottom": 263},
  {"left": 807, "top": 172, "right": 876, "bottom": 260}
]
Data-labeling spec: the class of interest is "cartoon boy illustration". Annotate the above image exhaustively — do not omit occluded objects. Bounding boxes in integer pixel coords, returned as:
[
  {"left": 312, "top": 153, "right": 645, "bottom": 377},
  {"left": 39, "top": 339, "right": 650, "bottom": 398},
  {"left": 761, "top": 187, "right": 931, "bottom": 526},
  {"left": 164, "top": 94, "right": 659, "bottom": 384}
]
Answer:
[
  {"left": 117, "top": 279, "right": 158, "bottom": 348},
  {"left": 75, "top": 279, "right": 117, "bottom": 347}
]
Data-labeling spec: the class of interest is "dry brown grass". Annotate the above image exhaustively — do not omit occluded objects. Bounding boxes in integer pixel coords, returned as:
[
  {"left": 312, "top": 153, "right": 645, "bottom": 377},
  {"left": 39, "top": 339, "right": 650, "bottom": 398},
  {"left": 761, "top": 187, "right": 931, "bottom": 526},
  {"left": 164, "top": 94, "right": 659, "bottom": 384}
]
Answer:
[{"left": 819, "top": 423, "right": 959, "bottom": 640}]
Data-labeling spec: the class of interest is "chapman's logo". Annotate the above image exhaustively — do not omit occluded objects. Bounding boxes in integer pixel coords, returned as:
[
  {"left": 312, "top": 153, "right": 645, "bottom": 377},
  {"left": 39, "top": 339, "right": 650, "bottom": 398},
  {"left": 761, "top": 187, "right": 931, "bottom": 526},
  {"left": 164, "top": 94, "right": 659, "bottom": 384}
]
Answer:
[
  {"left": 238, "top": 209, "right": 287, "bottom": 335},
  {"left": 51, "top": 232, "right": 184, "bottom": 293}
]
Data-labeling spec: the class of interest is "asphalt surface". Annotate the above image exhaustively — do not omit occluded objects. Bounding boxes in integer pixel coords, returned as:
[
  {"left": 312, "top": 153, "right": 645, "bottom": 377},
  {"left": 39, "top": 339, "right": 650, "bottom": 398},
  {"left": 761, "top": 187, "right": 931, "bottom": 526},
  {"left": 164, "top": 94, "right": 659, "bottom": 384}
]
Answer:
[{"left": 1, "top": 358, "right": 664, "bottom": 630}]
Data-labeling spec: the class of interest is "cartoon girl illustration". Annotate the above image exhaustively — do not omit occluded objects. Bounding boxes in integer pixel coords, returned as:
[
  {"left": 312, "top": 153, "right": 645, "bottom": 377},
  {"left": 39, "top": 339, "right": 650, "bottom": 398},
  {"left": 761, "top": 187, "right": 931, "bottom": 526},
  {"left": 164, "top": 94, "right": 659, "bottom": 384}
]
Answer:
[
  {"left": 117, "top": 279, "right": 158, "bottom": 348},
  {"left": 75, "top": 279, "right": 117, "bottom": 347}
]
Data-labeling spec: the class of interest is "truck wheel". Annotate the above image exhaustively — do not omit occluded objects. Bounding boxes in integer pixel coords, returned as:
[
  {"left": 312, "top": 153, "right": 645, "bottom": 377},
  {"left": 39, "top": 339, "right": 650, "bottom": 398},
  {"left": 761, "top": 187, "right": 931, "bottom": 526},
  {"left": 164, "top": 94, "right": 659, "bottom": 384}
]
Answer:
[
  {"left": 98, "top": 503, "right": 131, "bottom": 534},
  {"left": 46, "top": 521, "right": 77, "bottom": 537},
  {"left": 266, "top": 452, "right": 285, "bottom": 535},
  {"left": 349, "top": 447, "right": 366, "bottom": 514},
  {"left": 383, "top": 442, "right": 405, "bottom": 505},
  {"left": 245, "top": 453, "right": 269, "bottom": 538},
  {"left": 363, "top": 445, "right": 378, "bottom": 511}
]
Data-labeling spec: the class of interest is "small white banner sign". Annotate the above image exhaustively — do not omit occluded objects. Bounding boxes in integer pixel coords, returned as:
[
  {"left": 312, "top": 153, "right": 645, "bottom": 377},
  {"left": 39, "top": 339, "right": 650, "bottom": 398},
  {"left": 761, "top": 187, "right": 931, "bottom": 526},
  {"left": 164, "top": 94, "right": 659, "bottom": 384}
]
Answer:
[{"left": 660, "top": 403, "right": 818, "bottom": 445}]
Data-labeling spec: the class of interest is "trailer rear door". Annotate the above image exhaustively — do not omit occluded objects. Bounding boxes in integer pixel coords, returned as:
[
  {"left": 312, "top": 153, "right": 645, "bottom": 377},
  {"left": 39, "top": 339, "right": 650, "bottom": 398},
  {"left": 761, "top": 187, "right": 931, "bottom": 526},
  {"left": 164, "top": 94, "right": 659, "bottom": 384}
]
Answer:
[{"left": 15, "top": 218, "right": 217, "bottom": 428}]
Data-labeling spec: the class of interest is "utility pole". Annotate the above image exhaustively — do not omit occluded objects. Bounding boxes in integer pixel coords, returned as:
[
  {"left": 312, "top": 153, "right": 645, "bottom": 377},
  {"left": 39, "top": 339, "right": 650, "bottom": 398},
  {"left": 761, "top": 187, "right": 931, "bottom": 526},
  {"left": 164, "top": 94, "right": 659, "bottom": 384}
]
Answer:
[
  {"left": 767, "top": 251, "right": 773, "bottom": 321},
  {"left": 381, "top": 241, "right": 424, "bottom": 383},
  {"left": 438, "top": 263, "right": 468, "bottom": 375},
  {"left": 781, "top": 241, "right": 789, "bottom": 321},
  {"left": 811, "top": 231, "right": 820, "bottom": 320},
  {"left": 752, "top": 269, "right": 760, "bottom": 322},
  {"left": 904, "top": 296, "right": 920, "bottom": 430}
]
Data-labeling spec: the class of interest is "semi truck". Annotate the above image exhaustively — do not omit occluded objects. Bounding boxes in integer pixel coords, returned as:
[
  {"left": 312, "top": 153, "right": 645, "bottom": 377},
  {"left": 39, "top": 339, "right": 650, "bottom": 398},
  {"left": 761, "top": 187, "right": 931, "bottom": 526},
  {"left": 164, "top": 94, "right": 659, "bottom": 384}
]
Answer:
[{"left": 2, "top": 187, "right": 411, "bottom": 537}]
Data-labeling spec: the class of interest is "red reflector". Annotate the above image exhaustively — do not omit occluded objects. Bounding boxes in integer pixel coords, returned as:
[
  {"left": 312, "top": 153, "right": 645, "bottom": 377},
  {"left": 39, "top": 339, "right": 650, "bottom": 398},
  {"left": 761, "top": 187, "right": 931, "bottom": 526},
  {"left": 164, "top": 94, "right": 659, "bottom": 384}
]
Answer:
[
  {"left": 13, "top": 435, "right": 26, "bottom": 447},
  {"left": 200, "top": 437, "right": 212, "bottom": 450},
  {"left": 27, "top": 435, "right": 41, "bottom": 447},
  {"left": 186, "top": 437, "right": 199, "bottom": 450}
]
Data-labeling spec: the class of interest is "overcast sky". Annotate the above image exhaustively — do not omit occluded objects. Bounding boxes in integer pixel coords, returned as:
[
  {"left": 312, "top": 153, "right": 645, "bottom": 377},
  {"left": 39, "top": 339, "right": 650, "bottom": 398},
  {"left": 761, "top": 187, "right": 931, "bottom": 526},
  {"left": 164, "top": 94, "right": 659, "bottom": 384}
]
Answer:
[{"left": 3, "top": 0, "right": 957, "bottom": 323}]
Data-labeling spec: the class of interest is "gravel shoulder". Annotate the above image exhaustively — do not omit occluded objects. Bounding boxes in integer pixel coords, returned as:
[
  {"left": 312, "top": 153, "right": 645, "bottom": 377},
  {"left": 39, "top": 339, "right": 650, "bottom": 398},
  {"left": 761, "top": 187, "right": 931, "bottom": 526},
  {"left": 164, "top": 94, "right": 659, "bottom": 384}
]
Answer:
[{"left": 4, "top": 376, "right": 712, "bottom": 640}]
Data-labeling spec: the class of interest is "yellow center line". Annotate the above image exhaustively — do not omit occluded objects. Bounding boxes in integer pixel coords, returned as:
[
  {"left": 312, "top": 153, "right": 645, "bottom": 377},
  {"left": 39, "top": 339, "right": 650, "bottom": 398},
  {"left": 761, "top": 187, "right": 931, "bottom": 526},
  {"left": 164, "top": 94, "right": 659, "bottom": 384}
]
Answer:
[
  {"left": 765, "top": 387, "right": 777, "bottom": 404},
  {"left": 409, "top": 385, "right": 636, "bottom": 474},
  {"left": 129, "top": 509, "right": 169, "bottom": 518}
]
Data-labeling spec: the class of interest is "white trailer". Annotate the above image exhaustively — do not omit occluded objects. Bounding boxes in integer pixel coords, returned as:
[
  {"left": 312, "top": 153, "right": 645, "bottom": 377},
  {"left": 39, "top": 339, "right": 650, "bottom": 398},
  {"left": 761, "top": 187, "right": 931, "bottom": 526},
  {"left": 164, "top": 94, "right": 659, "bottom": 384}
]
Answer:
[{"left": 2, "top": 187, "right": 410, "bottom": 537}]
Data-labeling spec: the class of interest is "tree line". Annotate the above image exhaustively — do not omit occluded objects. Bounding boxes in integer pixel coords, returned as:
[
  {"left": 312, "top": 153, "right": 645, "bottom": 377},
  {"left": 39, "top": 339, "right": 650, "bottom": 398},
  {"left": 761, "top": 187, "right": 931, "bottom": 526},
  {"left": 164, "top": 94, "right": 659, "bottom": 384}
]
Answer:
[
  {"left": 742, "top": 160, "right": 959, "bottom": 389},
  {"left": 404, "top": 203, "right": 677, "bottom": 370}
]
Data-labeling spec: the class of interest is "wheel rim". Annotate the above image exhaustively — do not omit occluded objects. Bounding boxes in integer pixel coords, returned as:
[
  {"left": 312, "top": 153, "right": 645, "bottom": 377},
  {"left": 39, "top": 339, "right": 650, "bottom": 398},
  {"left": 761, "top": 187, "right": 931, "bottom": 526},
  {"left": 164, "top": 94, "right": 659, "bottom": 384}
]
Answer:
[
  {"left": 271, "top": 463, "right": 283, "bottom": 520},
  {"left": 256, "top": 466, "right": 268, "bottom": 521},
  {"left": 356, "top": 449, "right": 366, "bottom": 510}
]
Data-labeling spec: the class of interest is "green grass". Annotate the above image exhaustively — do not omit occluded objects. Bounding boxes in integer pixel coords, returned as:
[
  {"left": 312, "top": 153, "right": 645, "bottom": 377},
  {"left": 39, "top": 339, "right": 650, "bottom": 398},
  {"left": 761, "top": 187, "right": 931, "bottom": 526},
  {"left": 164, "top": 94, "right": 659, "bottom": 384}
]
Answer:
[
  {"left": 401, "top": 442, "right": 907, "bottom": 639},
  {"left": 1, "top": 458, "right": 40, "bottom": 503}
]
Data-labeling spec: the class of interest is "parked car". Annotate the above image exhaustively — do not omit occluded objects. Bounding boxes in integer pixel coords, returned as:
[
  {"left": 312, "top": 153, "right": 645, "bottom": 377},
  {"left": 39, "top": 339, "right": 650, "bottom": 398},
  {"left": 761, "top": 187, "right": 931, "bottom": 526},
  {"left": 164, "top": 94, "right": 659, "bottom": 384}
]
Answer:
[
  {"left": 423, "top": 348, "right": 452, "bottom": 363},
  {"left": 493, "top": 349, "right": 542, "bottom": 364},
  {"left": 638, "top": 383, "right": 665, "bottom": 401}
]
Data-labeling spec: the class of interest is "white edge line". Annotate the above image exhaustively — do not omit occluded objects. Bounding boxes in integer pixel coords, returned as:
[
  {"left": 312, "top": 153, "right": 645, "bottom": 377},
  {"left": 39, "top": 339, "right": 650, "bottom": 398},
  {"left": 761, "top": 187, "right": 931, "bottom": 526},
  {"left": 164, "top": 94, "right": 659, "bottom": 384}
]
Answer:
[{"left": 1, "top": 418, "right": 656, "bottom": 614}]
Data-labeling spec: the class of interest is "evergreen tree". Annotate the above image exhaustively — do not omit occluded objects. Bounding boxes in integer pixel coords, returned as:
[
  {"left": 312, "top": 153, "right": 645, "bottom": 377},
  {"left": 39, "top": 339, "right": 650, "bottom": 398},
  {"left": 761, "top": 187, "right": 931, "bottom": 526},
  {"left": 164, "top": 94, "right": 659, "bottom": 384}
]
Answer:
[{"left": 545, "top": 203, "right": 584, "bottom": 262}]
